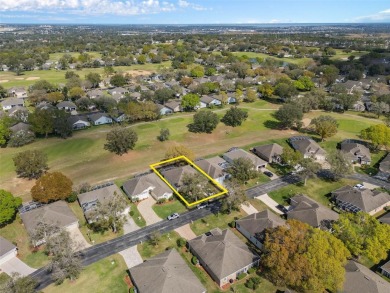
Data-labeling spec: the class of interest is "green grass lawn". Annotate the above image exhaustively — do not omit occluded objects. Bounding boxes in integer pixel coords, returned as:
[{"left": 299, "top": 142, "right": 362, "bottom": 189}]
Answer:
[
  {"left": 137, "top": 231, "right": 181, "bottom": 259},
  {"left": 43, "top": 254, "right": 128, "bottom": 293},
  {"left": 152, "top": 199, "right": 187, "bottom": 219},
  {"left": 330, "top": 49, "right": 368, "bottom": 61},
  {"left": 129, "top": 202, "right": 146, "bottom": 227},
  {"left": 268, "top": 178, "right": 358, "bottom": 206},
  {"left": 231, "top": 51, "right": 313, "bottom": 67},
  {"left": 245, "top": 172, "right": 272, "bottom": 188}
]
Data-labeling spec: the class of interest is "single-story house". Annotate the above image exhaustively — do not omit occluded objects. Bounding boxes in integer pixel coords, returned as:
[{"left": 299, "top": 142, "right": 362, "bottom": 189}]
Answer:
[
  {"left": 68, "top": 115, "right": 90, "bottom": 130},
  {"left": 9, "top": 122, "right": 30, "bottom": 133},
  {"left": 340, "top": 140, "right": 371, "bottom": 165},
  {"left": 20, "top": 201, "right": 79, "bottom": 246},
  {"left": 122, "top": 172, "right": 173, "bottom": 201},
  {"left": 287, "top": 194, "right": 339, "bottom": 229},
  {"left": 236, "top": 209, "right": 285, "bottom": 250},
  {"left": 1, "top": 98, "right": 24, "bottom": 111},
  {"left": 378, "top": 212, "right": 390, "bottom": 225},
  {"left": 160, "top": 165, "right": 198, "bottom": 189},
  {"left": 188, "top": 228, "right": 260, "bottom": 288},
  {"left": 381, "top": 260, "right": 390, "bottom": 279},
  {"left": 227, "top": 92, "right": 237, "bottom": 104},
  {"left": 252, "top": 143, "right": 284, "bottom": 164},
  {"left": 129, "top": 249, "right": 206, "bottom": 293},
  {"left": 199, "top": 95, "right": 222, "bottom": 108},
  {"left": 331, "top": 185, "right": 390, "bottom": 215},
  {"left": 130, "top": 92, "right": 142, "bottom": 100},
  {"left": 108, "top": 87, "right": 128, "bottom": 96},
  {"left": 343, "top": 260, "right": 390, "bottom": 293},
  {"left": 87, "top": 89, "right": 103, "bottom": 99},
  {"left": 7, "top": 87, "right": 27, "bottom": 99},
  {"left": 164, "top": 100, "right": 182, "bottom": 113},
  {"left": 78, "top": 184, "right": 129, "bottom": 223},
  {"left": 195, "top": 156, "right": 229, "bottom": 185},
  {"left": 289, "top": 136, "right": 327, "bottom": 161},
  {"left": 156, "top": 104, "right": 173, "bottom": 116},
  {"left": 223, "top": 148, "right": 267, "bottom": 170},
  {"left": 89, "top": 113, "right": 113, "bottom": 125},
  {"left": 0, "top": 236, "right": 17, "bottom": 266},
  {"left": 8, "top": 106, "right": 28, "bottom": 120},
  {"left": 110, "top": 111, "right": 127, "bottom": 123},
  {"left": 375, "top": 152, "right": 390, "bottom": 182},
  {"left": 57, "top": 101, "right": 77, "bottom": 112}
]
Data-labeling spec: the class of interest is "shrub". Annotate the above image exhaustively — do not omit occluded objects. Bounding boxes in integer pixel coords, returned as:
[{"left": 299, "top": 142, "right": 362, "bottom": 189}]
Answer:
[
  {"left": 358, "top": 112, "right": 378, "bottom": 119},
  {"left": 156, "top": 198, "right": 167, "bottom": 204},
  {"left": 66, "top": 192, "right": 78, "bottom": 203},
  {"left": 245, "top": 279, "right": 254, "bottom": 289},
  {"left": 191, "top": 256, "right": 198, "bottom": 265},
  {"left": 229, "top": 220, "right": 236, "bottom": 228},
  {"left": 237, "top": 272, "right": 247, "bottom": 280},
  {"left": 248, "top": 267, "right": 256, "bottom": 274},
  {"left": 129, "top": 287, "right": 135, "bottom": 293},
  {"left": 129, "top": 210, "right": 135, "bottom": 217},
  {"left": 245, "top": 277, "right": 261, "bottom": 289},
  {"left": 177, "top": 237, "right": 187, "bottom": 247}
]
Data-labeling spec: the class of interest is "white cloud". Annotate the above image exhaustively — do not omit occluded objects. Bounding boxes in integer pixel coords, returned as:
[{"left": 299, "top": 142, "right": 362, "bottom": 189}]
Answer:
[
  {"left": 178, "top": 0, "right": 208, "bottom": 11},
  {"left": 354, "top": 8, "right": 390, "bottom": 22}
]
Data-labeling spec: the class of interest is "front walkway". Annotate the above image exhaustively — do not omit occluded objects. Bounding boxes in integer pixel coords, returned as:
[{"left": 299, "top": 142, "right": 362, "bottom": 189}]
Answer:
[
  {"left": 240, "top": 202, "right": 258, "bottom": 215},
  {"left": 137, "top": 197, "right": 162, "bottom": 225},
  {"left": 255, "top": 194, "right": 283, "bottom": 214},
  {"left": 174, "top": 224, "right": 197, "bottom": 240},
  {"left": 0, "top": 257, "right": 36, "bottom": 276}
]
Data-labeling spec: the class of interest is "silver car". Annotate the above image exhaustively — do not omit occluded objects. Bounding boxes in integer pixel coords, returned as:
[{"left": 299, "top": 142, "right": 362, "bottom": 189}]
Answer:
[{"left": 167, "top": 213, "right": 180, "bottom": 220}]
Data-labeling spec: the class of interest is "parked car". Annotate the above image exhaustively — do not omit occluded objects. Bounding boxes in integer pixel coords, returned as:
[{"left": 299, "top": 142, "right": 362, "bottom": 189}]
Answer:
[
  {"left": 354, "top": 183, "right": 364, "bottom": 189},
  {"left": 276, "top": 204, "right": 288, "bottom": 213},
  {"left": 197, "top": 202, "right": 208, "bottom": 209},
  {"left": 167, "top": 213, "right": 180, "bottom": 220},
  {"left": 264, "top": 171, "right": 274, "bottom": 178}
]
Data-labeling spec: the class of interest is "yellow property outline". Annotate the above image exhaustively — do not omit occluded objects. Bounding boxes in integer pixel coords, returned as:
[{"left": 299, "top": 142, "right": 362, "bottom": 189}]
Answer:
[{"left": 150, "top": 155, "right": 228, "bottom": 207}]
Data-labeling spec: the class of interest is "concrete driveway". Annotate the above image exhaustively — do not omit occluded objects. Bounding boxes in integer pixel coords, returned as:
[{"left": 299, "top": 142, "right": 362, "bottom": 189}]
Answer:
[
  {"left": 240, "top": 202, "right": 258, "bottom": 215},
  {"left": 123, "top": 214, "right": 140, "bottom": 234},
  {"left": 175, "top": 224, "right": 197, "bottom": 240},
  {"left": 255, "top": 194, "right": 283, "bottom": 214},
  {"left": 118, "top": 213, "right": 143, "bottom": 269},
  {"left": 68, "top": 227, "right": 91, "bottom": 251},
  {"left": 0, "top": 257, "right": 36, "bottom": 276},
  {"left": 137, "top": 197, "right": 161, "bottom": 225}
]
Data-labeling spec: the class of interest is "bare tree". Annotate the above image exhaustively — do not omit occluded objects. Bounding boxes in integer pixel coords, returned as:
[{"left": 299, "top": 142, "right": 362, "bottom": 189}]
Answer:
[
  {"left": 30, "top": 220, "right": 62, "bottom": 247},
  {"left": 0, "top": 272, "right": 37, "bottom": 293}
]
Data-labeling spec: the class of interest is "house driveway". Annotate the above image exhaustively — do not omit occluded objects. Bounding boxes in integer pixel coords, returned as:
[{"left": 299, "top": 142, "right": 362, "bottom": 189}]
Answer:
[
  {"left": 0, "top": 257, "right": 36, "bottom": 276},
  {"left": 118, "top": 214, "right": 143, "bottom": 269},
  {"left": 174, "top": 224, "right": 197, "bottom": 240},
  {"left": 255, "top": 194, "right": 283, "bottom": 214},
  {"left": 67, "top": 227, "right": 91, "bottom": 251},
  {"left": 137, "top": 197, "right": 161, "bottom": 226},
  {"left": 123, "top": 214, "right": 140, "bottom": 234},
  {"left": 240, "top": 202, "right": 258, "bottom": 215}
]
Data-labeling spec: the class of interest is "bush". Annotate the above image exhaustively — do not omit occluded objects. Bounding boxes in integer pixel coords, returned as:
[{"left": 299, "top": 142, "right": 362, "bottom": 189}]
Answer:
[
  {"left": 237, "top": 272, "right": 247, "bottom": 280},
  {"left": 191, "top": 256, "right": 198, "bottom": 265},
  {"left": 358, "top": 112, "right": 378, "bottom": 119},
  {"left": 245, "top": 277, "right": 261, "bottom": 289},
  {"left": 177, "top": 237, "right": 187, "bottom": 247},
  {"left": 229, "top": 220, "right": 236, "bottom": 228},
  {"left": 248, "top": 267, "right": 256, "bottom": 274},
  {"left": 156, "top": 198, "right": 167, "bottom": 204},
  {"left": 129, "top": 210, "right": 135, "bottom": 217},
  {"left": 129, "top": 287, "right": 135, "bottom": 293},
  {"left": 66, "top": 192, "right": 78, "bottom": 203}
]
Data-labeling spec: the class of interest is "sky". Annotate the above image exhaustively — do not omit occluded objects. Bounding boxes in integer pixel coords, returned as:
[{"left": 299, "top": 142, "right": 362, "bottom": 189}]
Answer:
[{"left": 0, "top": 0, "right": 389, "bottom": 24}]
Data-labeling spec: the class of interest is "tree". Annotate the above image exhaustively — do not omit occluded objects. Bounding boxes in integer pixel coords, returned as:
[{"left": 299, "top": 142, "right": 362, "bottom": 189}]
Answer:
[
  {"left": 190, "top": 65, "right": 205, "bottom": 78},
  {"left": 8, "top": 130, "right": 36, "bottom": 147},
  {"left": 274, "top": 83, "right": 298, "bottom": 100},
  {"left": 235, "top": 88, "right": 243, "bottom": 103},
  {"left": 104, "top": 127, "right": 138, "bottom": 155},
  {"left": 181, "top": 93, "right": 200, "bottom": 111},
  {"left": 180, "top": 76, "right": 193, "bottom": 87},
  {"left": 0, "top": 84, "right": 7, "bottom": 99},
  {"left": 188, "top": 110, "right": 219, "bottom": 133},
  {"left": 28, "top": 108, "right": 54, "bottom": 138},
  {"left": 327, "top": 150, "right": 353, "bottom": 181},
  {"left": 110, "top": 74, "right": 127, "bottom": 87},
  {"left": 180, "top": 173, "right": 210, "bottom": 202},
  {"left": 31, "top": 172, "right": 73, "bottom": 203},
  {"left": 220, "top": 180, "right": 246, "bottom": 213},
  {"left": 149, "top": 231, "right": 161, "bottom": 246},
  {"left": 13, "top": 150, "right": 48, "bottom": 179},
  {"left": 85, "top": 72, "right": 101, "bottom": 88},
  {"left": 262, "top": 219, "right": 349, "bottom": 292},
  {"left": 0, "top": 190, "right": 22, "bottom": 225},
  {"left": 94, "top": 96, "right": 117, "bottom": 113},
  {"left": 103, "top": 66, "right": 115, "bottom": 77},
  {"left": 65, "top": 71, "right": 79, "bottom": 79},
  {"left": 320, "top": 65, "right": 339, "bottom": 86},
  {"left": 293, "top": 76, "right": 314, "bottom": 91},
  {"left": 137, "top": 55, "right": 147, "bottom": 64},
  {"left": 69, "top": 87, "right": 85, "bottom": 100},
  {"left": 153, "top": 88, "right": 175, "bottom": 104},
  {"left": 47, "top": 92, "right": 64, "bottom": 103},
  {"left": 258, "top": 83, "right": 274, "bottom": 98},
  {"left": 298, "top": 158, "right": 321, "bottom": 186},
  {"left": 245, "top": 88, "right": 257, "bottom": 102},
  {"left": 157, "top": 128, "right": 170, "bottom": 141},
  {"left": 31, "top": 80, "right": 55, "bottom": 92},
  {"left": 310, "top": 115, "right": 338, "bottom": 141},
  {"left": 281, "top": 148, "right": 303, "bottom": 168},
  {"left": 221, "top": 107, "right": 248, "bottom": 127},
  {"left": 274, "top": 103, "right": 303, "bottom": 129},
  {"left": 165, "top": 145, "right": 195, "bottom": 161},
  {"left": 371, "top": 102, "right": 390, "bottom": 118},
  {"left": 76, "top": 97, "right": 93, "bottom": 111},
  {"left": 361, "top": 124, "right": 390, "bottom": 150},
  {"left": 0, "top": 117, "right": 12, "bottom": 145},
  {"left": 333, "top": 212, "right": 390, "bottom": 263},
  {"left": 54, "top": 110, "right": 72, "bottom": 138},
  {"left": 226, "top": 157, "right": 257, "bottom": 183},
  {"left": 1, "top": 273, "right": 37, "bottom": 293}
]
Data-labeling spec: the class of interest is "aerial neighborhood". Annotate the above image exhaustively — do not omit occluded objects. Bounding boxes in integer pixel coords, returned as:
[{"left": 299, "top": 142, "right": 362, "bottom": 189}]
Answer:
[{"left": 0, "top": 21, "right": 390, "bottom": 293}]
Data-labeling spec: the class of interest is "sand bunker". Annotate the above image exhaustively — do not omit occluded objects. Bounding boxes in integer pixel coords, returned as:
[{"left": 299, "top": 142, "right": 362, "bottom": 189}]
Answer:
[
  {"left": 15, "top": 77, "right": 24, "bottom": 80},
  {"left": 26, "top": 77, "right": 40, "bottom": 81},
  {"left": 125, "top": 70, "right": 153, "bottom": 77},
  {"left": 302, "top": 118, "right": 312, "bottom": 128},
  {"left": 0, "top": 80, "right": 9, "bottom": 83}
]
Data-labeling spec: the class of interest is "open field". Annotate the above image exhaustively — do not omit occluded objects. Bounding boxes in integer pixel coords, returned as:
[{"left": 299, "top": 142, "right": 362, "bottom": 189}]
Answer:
[
  {"left": 0, "top": 61, "right": 170, "bottom": 89},
  {"left": 330, "top": 49, "right": 368, "bottom": 61},
  {"left": 231, "top": 51, "right": 313, "bottom": 67},
  {"left": 49, "top": 52, "right": 102, "bottom": 61}
]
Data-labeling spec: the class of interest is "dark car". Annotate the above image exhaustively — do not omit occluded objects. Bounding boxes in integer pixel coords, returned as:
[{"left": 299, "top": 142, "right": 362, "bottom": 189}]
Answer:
[
  {"left": 197, "top": 202, "right": 208, "bottom": 209},
  {"left": 264, "top": 171, "right": 274, "bottom": 177}
]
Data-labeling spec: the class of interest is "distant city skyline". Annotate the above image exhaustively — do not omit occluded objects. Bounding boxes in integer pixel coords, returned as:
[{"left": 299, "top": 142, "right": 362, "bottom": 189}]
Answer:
[{"left": 0, "top": 0, "right": 389, "bottom": 24}]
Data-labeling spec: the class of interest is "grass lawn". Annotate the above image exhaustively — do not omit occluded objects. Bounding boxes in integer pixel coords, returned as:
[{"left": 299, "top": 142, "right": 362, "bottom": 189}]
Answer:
[
  {"left": 245, "top": 172, "right": 272, "bottom": 188},
  {"left": 0, "top": 217, "right": 50, "bottom": 268},
  {"left": 137, "top": 231, "right": 181, "bottom": 259},
  {"left": 152, "top": 199, "right": 187, "bottom": 219},
  {"left": 43, "top": 254, "right": 128, "bottom": 293},
  {"left": 0, "top": 273, "right": 11, "bottom": 287},
  {"left": 49, "top": 52, "right": 102, "bottom": 61},
  {"left": 330, "top": 49, "right": 368, "bottom": 61},
  {"left": 247, "top": 198, "right": 269, "bottom": 212},
  {"left": 129, "top": 202, "right": 146, "bottom": 227},
  {"left": 231, "top": 51, "right": 313, "bottom": 67},
  {"left": 268, "top": 178, "right": 358, "bottom": 206},
  {"left": 356, "top": 150, "right": 387, "bottom": 176}
]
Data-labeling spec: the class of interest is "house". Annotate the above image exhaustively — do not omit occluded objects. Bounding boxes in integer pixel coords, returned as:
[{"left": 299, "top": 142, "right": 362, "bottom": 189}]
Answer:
[
  {"left": 380, "top": 260, "right": 390, "bottom": 278},
  {"left": 378, "top": 212, "right": 390, "bottom": 225},
  {"left": 130, "top": 92, "right": 142, "bottom": 100},
  {"left": 87, "top": 89, "right": 104, "bottom": 99},
  {"left": 1, "top": 98, "right": 24, "bottom": 111},
  {"left": 343, "top": 260, "right": 390, "bottom": 293},
  {"left": 129, "top": 249, "right": 206, "bottom": 293},
  {"left": 289, "top": 136, "right": 327, "bottom": 161},
  {"left": 156, "top": 104, "right": 173, "bottom": 115},
  {"left": 68, "top": 115, "right": 90, "bottom": 130},
  {"left": 20, "top": 201, "right": 79, "bottom": 246},
  {"left": 8, "top": 106, "right": 28, "bottom": 121},
  {"left": 122, "top": 172, "right": 173, "bottom": 201},
  {"left": 110, "top": 111, "right": 127, "bottom": 123},
  {"left": 227, "top": 92, "right": 237, "bottom": 104},
  {"left": 195, "top": 156, "right": 229, "bottom": 185},
  {"left": 89, "top": 113, "right": 113, "bottom": 125},
  {"left": 78, "top": 184, "right": 129, "bottom": 223},
  {"left": 0, "top": 236, "right": 17, "bottom": 266},
  {"left": 236, "top": 209, "right": 285, "bottom": 250},
  {"left": 188, "top": 228, "right": 260, "bottom": 288},
  {"left": 108, "top": 87, "right": 129, "bottom": 96},
  {"left": 164, "top": 100, "right": 182, "bottom": 112},
  {"left": 223, "top": 148, "right": 267, "bottom": 170},
  {"left": 287, "top": 195, "right": 339, "bottom": 229},
  {"left": 199, "top": 95, "right": 222, "bottom": 108},
  {"left": 331, "top": 185, "right": 390, "bottom": 215},
  {"left": 9, "top": 122, "right": 30, "bottom": 133},
  {"left": 375, "top": 152, "right": 390, "bottom": 181},
  {"left": 252, "top": 143, "right": 284, "bottom": 164},
  {"left": 7, "top": 87, "right": 27, "bottom": 99},
  {"left": 57, "top": 101, "right": 77, "bottom": 112},
  {"left": 160, "top": 165, "right": 198, "bottom": 189},
  {"left": 340, "top": 140, "right": 371, "bottom": 165}
]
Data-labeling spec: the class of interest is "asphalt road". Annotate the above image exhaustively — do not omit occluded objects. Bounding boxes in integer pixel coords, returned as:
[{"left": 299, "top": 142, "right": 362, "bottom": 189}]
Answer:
[
  {"left": 245, "top": 174, "right": 301, "bottom": 198},
  {"left": 347, "top": 173, "right": 390, "bottom": 190}
]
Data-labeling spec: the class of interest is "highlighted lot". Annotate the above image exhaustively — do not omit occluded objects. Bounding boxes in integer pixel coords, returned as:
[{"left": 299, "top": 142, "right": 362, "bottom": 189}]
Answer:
[{"left": 150, "top": 156, "right": 228, "bottom": 207}]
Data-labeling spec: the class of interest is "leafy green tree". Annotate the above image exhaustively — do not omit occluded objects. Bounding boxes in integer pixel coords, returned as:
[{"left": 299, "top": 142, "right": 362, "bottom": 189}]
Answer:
[
  {"left": 165, "top": 145, "right": 195, "bottom": 161},
  {"left": 0, "top": 84, "right": 7, "bottom": 99},
  {"left": 281, "top": 147, "right": 303, "bottom": 168},
  {"left": 0, "top": 190, "right": 22, "bottom": 225},
  {"left": 275, "top": 103, "right": 303, "bottom": 129},
  {"left": 244, "top": 88, "right": 257, "bottom": 102},
  {"left": 110, "top": 74, "right": 127, "bottom": 87},
  {"left": 320, "top": 65, "right": 339, "bottom": 86},
  {"left": 180, "top": 173, "right": 210, "bottom": 202},
  {"left": 0, "top": 117, "right": 12, "bottom": 145},
  {"left": 274, "top": 82, "right": 298, "bottom": 99},
  {"left": 262, "top": 219, "right": 350, "bottom": 292},
  {"left": 221, "top": 106, "right": 248, "bottom": 127},
  {"left": 104, "top": 127, "right": 138, "bottom": 155},
  {"left": 8, "top": 130, "right": 35, "bottom": 147},
  {"left": 103, "top": 66, "right": 115, "bottom": 77},
  {"left": 294, "top": 76, "right": 314, "bottom": 91},
  {"left": 94, "top": 96, "right": 117, "bottom": 113},
  {"left": 190, "top": 65, "right": 205, "bottom": 78},
  {"left": 327, "top": 150, "right": 353, "bottom": 181},
  {"left": 54, "top": 110, "right": 73, "bottom": 138},
  {"left": 361, "top": 124, "right": 390, "bottom": 150},
  {"left": 46, "top": 92, "right": 64, "bottom": 103},
  {"left": 157, "top": 128, "right": 170, "bottom": 142},
  {"left": 65, "top": 71, "right": 79, "bottom": 79},
  {"left": 221, "top": 180, "right": 246, "bottom": 213},
  {"left": 69, "top": 87, "right": 85, "bottom": 100},
  {"left": 148, "top": 231, "right": 161, "bottom": 247},
  {"left": 137, "top": 55, "right": 147, "bottom": 64},
  {"left": 85, "top": 72, "right": 101, "bottom": 88},
  {"left": 333, "top": 212, "right": 390, "bottom": 263},
  {"left": 28, "top": 108, "right": 54, "bottom": 138},
  {"left": 226, "top": 157, "right": 257, "bottom": 183},
  {"left": 180, "top": 76, "right": 193, "bottom": 87},
  {"left": 181, "top": 93, "right": 200, "bottom": 111},
  {"left": 258, "top": 83, "right": 274, "bottom": 98},
  {"left": 31, "top": 172, "right": 73, "bottom": 203},
  {"left": 13, "top": 150, "right": 48, "bottom": 179},
  {"left": 310, "top": 115, "right": 338, "bottom": 141},
  {"left": 188, "top": 110, "right": 219, "bottom": 133},
  {"left": 298, "top": 158, "right": 321, "bottom": 186},
  {"left": 154, "top": 88, "right": 175, "bottom": 104},
  {"left": 31, "top": 80, "right": 55, "bottom": 92},
  {"left": 76, "top": 97, "right": 93, "bottom": 111}
]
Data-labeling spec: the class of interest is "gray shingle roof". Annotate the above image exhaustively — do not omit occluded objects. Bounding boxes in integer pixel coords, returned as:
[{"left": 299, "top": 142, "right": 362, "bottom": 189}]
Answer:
[
  {"left": 223, "top": 148, "right": 267, "bottom": 167},
  {"left": 236, "top": 209, "right": 285, "bottom": 237},
  {"left": 78, "top": 184, "right": 123, "bottom": 206},
  {"left": 129, "top": 249, "right": 205, "bottom": 293},
  {"left": 378, "top": 212, "right": 390, "bottom": 225},
  {"left": 123, "top": 172, "right": 172, "bottom": 199},
  {"left": 195, "top": 156, "right": 226, "bottom": 179},
  {"left": 379, "top": 153, "right": 390, "bottom": 173},
  {"left": 252, "top": 143, "right": 283, "bottom": 162},
  {"left": 9, "top": 122, "right": 30, "bottom": 133},
  {"left": 340, "top": 141, "right": 371, "bottom": 162},
  {"left": 161, "top": 165, "right": 198, "bottom": 188},
  {"left": 0, "top": 236, "right": 16, "bottom": 257},
  {"left": 289, "top": 136, "right": 326, "bottom": 157}
]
